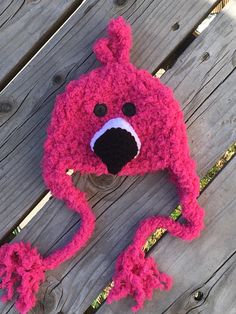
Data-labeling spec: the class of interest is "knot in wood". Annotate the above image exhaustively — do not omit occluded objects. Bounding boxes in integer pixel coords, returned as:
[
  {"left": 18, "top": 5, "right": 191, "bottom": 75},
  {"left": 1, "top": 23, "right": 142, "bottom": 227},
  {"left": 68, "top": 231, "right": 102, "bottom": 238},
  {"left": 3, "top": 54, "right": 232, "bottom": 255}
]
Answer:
[
  {"left": 115, "top": 0, "right": 128, "bottom": 6},
  {"left": 171, "top": 22, "right": 180, "bottom": 31},
  {"left": 89, "top": 174, "right": 119, "bottom": 190},
  {"left": 52, "top": 74, "right": 63, "bottom": 85},
  {"left": 0, "top": 102, "right": 12, "bottom": 113}
]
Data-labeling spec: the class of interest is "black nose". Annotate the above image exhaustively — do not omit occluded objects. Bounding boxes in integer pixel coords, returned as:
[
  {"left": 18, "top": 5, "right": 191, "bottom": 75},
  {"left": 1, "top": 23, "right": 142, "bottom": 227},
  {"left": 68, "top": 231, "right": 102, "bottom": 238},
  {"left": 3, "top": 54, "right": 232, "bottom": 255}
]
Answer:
[{"left": 93, "top": 128, "right": 138, "bottom": 175}]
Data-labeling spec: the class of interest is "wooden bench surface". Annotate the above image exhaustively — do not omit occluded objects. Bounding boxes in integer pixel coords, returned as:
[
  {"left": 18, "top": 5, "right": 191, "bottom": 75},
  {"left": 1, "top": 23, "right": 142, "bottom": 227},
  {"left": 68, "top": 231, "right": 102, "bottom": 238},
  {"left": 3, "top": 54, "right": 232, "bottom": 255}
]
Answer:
[
  {"left": 0, "top": 0, "right": 83, "bottom": 86},
  {"left": 99, "top": 155, "right": 236, "bottom": 313},
  {"left": 0, "top": 0, "right": 235, "bottom": 313}
]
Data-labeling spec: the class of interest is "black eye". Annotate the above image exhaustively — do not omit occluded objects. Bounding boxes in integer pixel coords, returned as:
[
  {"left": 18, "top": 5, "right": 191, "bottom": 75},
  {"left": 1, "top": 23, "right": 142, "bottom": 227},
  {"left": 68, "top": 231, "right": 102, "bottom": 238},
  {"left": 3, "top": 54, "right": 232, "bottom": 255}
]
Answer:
[
  {"left": 94, "top": 103, "right": 107, "bottom": 117},
  {"left": 122, "top": 102, "right": 136, "bottom": 117}
]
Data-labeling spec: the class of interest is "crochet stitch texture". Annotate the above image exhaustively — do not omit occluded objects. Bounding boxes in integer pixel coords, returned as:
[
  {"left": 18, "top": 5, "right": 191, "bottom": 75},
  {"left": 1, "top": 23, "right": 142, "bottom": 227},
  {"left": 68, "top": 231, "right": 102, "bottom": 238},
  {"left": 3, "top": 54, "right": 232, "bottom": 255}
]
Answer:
[{"left": 0, "top": 17, "right": 205, "bottom": 313}]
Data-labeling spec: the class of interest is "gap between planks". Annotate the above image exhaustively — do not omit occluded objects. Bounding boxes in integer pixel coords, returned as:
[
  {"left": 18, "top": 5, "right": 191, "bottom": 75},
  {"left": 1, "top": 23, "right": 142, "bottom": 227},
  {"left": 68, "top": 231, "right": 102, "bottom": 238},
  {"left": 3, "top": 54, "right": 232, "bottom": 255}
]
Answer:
[
  {"left": 16, "top": 170, "right": 74, "bottom": 231},
  {"left": 97, "top": 154, "right": 236, "bottom": 314},
  {"left": 27, "top": 1, "right": 236, "bottom": 311},
  {"left": 4, "top": 0, "right": 229, "bottom": 242},
  {"left": 88, "top": 141, "right": 236, "bottom": 314},
  {"left": 0, "top": 0, "right": 234, "bottom": 312},
  {"left": 4, "top": 65, "right": 236, "bottom": 312},
  {"left": 0, "top": 0, "right": 223, "bottom": 244},
  {"left": 0, "top": 0, "right": 85, "bottom": 91}
]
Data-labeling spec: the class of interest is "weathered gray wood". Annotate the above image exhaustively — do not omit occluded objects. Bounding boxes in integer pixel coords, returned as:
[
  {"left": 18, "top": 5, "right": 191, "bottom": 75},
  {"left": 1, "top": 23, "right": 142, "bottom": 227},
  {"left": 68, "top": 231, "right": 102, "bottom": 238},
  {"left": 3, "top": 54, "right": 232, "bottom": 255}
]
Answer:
[
  {"left": 0, "top": 0, "right": 84, "bottom": 86},
  {"left": 99, "top": 155, "right": 236, "bottom": 314},
  {"left": 31, "top": 70, "right": 236, "bottom": 314},
  {"left": 0, "top": 0, "right": 221, "bottom": 240},
  {"left": 2, "top": 1, "right": 236, "bottom": 312}
]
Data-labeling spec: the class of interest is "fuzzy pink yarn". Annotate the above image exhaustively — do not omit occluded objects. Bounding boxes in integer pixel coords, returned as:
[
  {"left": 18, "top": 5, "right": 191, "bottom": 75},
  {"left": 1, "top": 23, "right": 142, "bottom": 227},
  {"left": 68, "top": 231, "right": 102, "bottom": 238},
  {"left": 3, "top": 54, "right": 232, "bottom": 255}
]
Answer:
[
  {"left": 0, "top": 17, "right": 205, "bottom": 313},
  {"left": 0, "top": 242, "right": 45, "bottom": 314},
  {"left": 107, "top": 244, "right": 172, "bottom": 312}
]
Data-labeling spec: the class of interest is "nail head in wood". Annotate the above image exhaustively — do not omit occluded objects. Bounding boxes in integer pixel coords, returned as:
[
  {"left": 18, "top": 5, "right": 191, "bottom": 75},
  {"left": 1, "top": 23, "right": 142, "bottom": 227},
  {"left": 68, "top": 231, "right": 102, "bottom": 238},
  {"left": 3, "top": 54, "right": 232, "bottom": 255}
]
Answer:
[
  {"left": 201, "top": 52, "right": 210, "bottom": 62},
  {"left": 194, "top": 290, "right": 204, "bottom": 301},
  {"left": 172, "top": 22, "right": 180, "bottom": 31}
]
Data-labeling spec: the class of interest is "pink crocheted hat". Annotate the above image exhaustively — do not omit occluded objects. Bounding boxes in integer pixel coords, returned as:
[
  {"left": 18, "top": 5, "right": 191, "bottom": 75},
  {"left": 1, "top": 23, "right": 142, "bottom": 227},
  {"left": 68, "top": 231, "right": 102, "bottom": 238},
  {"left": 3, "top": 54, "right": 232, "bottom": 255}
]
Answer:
[{"left": 0, "top": 17, "right": 204, "bottom": 313}]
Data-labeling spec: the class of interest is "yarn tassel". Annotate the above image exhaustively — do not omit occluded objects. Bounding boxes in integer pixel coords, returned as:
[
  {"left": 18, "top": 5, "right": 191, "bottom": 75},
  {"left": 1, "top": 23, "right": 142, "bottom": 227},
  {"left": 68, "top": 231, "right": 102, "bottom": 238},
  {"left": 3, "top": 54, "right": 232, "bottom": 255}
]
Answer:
[
  {"left": 107, "top": 244, "right": 172, "bottom": 312},
  {"left": 108, "top": 204, "right": 204, "bottom": 312},
  {"left": 0, "top": 242, "right": 45, "bottom": 314},
  {"left": 107, "top": 134, "right": 205, "bottom": 311},
  {"left": 0, "top": 171, "right": 95, "bottom": 314}
]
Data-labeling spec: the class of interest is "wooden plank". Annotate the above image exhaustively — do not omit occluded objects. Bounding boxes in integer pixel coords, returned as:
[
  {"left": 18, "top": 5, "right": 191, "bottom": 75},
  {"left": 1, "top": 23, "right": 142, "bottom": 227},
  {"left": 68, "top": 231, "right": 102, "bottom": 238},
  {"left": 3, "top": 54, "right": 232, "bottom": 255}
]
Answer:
[
  {"left": 0, "top": 0, "right": 221, "bottom": 240},
  {"left": 99, "top": 155, "right": 236, "bottom": 314},
  {"left": 2, "top": 1, "right": 236, "bottom": 312},
  {"left": 0, "top": 0, "right": 84, "bottom": 86},
  {"left": 31, "top": 69, "right": 236, "bottom": 314}
]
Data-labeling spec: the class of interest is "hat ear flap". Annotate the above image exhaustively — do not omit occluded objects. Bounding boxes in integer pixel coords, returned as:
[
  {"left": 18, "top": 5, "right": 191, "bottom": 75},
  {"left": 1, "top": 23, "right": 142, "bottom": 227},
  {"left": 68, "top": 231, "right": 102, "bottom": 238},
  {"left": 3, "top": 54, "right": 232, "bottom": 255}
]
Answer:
[
  {"left": 93, "top": 16, "right": 132, "bottom": 65},
  {"left": 107, "top": 108, "right": 205, "bottom": 311},
  {"left": 0, "top": 91, "right": 96, "bottom": 314}
]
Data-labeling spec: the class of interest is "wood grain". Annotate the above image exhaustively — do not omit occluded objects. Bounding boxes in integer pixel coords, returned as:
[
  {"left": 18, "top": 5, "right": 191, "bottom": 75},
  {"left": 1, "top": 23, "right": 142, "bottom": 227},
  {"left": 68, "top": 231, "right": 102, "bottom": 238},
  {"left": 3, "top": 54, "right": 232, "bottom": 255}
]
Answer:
[
  {"left": 1, "top": 1, "right": 236, "bottom": 312},
  {"left": 33, "top": 68, "right": 236, "bottom": 314},
  {"left": 0, "top": 0, "right": 84, "bottom": 86},
  {"left": 99, "top": 155, "right": 236, "bottom": 314},
  {"left": 0, "top": 0, "right": 221, "bottom": 240}
]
